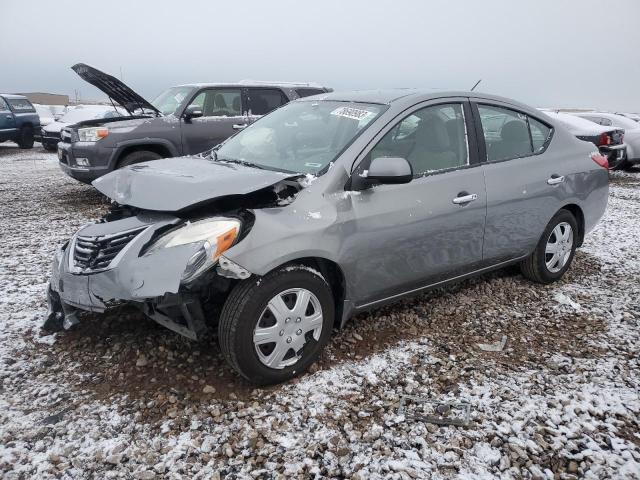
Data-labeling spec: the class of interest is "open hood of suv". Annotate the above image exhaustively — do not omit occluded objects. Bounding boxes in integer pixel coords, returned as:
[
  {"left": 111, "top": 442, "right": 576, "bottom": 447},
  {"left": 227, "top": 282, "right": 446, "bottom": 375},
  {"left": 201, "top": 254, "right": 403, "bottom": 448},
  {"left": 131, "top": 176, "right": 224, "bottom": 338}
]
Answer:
[
  {"left": 92, "top": 157, "right": 299, "bottom": 212},
  {"left": 71, "top": 63, "right": 161, "bottom": 116}
]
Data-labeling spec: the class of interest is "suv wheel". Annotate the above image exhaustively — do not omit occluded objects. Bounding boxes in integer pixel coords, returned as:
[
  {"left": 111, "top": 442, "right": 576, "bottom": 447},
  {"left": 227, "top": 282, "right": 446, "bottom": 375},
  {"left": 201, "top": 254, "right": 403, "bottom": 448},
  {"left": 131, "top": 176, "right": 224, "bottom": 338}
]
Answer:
[
  {"left": 43, "top": 142, "right": 57, "bottom": 152},
  {"left": 118, "top": 150, "right": 162, "bottom": 168},
  {"left": 218, "top": 265, "right": 334, "bottom": 385},
  {"left": 520, "top": 209, "right": 578, "bottom": 284},
  {"left": 17, "top": 125, "right": 34, "bottom": 149}
]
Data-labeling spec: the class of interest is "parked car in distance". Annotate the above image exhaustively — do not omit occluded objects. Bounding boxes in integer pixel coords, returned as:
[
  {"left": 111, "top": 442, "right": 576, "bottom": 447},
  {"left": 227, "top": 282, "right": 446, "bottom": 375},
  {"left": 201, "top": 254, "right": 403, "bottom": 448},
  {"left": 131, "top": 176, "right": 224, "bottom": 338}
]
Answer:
[
  {"left": 34, "top": 104, "right": 56, "bottom": 127},
  {"left": 41, "top": 105, "right": 125, "bottom": 151},
  {"left": 0, "top": 94, "right": 40, "bottom": 148},
  {"left": 543, "top": 110, "right": 627, "bottom": 170},
  {"left": 568, "top": 111, "right": 640, "bottom": 169},
  {"left": 57, "top": 63, "right": 330, "bottom": 183},
  {"left": 616, "top": 112, "right": 640, "bottom": 123},
  {"left": 45, "top": 90, "right": 608, "bottom": 384}
]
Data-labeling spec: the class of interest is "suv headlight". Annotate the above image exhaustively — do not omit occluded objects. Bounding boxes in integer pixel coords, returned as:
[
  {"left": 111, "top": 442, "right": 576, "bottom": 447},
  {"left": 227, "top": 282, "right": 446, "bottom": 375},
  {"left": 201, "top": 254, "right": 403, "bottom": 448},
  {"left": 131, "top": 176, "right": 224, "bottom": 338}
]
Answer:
[
  {"left": 145, "top": 218, "right": 240, "bottom": 283},
  {"left": 77, "top": 126, "right": 109, "bottom": 142}
]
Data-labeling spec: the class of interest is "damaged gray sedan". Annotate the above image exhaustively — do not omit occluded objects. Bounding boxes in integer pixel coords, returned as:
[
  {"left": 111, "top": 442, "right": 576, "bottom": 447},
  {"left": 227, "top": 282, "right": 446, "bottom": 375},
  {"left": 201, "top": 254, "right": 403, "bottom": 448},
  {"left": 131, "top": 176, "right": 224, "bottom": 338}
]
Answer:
[{"left": 46, "top": 90, "right": 608, "bottom": 384}]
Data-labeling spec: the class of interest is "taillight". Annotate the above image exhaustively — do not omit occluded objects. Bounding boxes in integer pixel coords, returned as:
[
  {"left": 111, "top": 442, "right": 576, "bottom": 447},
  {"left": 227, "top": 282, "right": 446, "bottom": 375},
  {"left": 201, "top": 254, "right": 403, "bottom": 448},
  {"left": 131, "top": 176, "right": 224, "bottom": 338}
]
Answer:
[
  {"left": 591, "top": 152, "right": 609, "bottom": 170},
  {"left": 597, "top": 132, "right": 611, "bottom": 146}
]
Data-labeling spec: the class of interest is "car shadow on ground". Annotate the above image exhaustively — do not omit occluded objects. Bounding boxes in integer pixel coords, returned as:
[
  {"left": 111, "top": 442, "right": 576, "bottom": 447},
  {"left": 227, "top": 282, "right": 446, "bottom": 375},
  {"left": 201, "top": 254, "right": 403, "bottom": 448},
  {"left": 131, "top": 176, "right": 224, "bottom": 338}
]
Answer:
[{"left": 25, "top": 249, "right": 608, "bottom": 417}]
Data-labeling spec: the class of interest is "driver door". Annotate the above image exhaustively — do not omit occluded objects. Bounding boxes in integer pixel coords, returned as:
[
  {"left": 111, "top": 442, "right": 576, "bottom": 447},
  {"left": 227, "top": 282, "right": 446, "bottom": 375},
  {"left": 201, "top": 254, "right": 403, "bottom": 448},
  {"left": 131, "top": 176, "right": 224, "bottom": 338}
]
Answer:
[{"left": 180, "top": 88, "right": 246, "bottom": 155}]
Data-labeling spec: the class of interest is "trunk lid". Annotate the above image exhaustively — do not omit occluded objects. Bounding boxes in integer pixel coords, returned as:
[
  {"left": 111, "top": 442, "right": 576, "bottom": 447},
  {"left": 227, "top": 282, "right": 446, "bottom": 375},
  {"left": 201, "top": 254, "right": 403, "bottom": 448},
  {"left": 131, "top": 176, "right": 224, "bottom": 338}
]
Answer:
[{"left": 71, "top": 63, "right": 161, "bottom": 116}]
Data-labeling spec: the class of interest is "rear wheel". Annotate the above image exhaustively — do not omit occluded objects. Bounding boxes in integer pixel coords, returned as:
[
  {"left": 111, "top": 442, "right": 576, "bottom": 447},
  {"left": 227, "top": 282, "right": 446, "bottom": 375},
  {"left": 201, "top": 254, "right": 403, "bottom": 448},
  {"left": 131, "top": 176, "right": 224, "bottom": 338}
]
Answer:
[
  {"left": 43, "top": 142, "right": 57, "bottom": 152},
  {"left": 118, "top": 150, "right": 162, "bottom": 168},
  {"left": 17, "top": 125, "right": 34, "bottom": 149},
  {"left": 520, "top": 209, "right": 578, "bottom": 284},
  {"left": 218, "top": 265, "right": 334, "bottom": 385}
]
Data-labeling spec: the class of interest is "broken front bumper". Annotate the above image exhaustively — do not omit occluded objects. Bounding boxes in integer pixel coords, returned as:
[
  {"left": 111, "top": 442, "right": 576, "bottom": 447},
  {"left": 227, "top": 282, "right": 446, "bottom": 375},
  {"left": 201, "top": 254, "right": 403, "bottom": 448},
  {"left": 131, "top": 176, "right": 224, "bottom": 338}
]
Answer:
[
  {"left": 45, "top": 213, "right": 253, "bottom": 339},
  {"left": 46, "top": 214, "right": 198, "bottom": 328}
]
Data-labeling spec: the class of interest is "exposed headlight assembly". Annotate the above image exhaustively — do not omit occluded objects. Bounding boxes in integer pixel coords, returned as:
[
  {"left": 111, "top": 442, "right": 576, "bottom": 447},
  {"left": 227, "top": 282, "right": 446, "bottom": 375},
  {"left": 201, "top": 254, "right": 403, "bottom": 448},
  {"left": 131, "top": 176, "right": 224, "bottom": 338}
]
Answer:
[
  {"left": 77, "top": 126, "right": 109, "bottom": 142},
  {"left": 145, "top": 218, "right": 240, "bottom": 283}
]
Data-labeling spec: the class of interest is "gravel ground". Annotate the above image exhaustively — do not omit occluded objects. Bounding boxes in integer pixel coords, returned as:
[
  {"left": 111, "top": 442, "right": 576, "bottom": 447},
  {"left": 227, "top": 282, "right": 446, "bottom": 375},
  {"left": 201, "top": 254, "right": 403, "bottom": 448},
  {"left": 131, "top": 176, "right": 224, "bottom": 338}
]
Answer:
[{"left": 0, "top": 142, "right": 639, "bottom": 479}]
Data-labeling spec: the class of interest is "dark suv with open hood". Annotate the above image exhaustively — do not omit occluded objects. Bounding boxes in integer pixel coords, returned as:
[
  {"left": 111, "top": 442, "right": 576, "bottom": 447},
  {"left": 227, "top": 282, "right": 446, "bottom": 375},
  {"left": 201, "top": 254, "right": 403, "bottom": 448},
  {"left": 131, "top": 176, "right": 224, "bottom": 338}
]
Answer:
[{"left": 57, "top": 64, "right": 329, "bottom": 183}]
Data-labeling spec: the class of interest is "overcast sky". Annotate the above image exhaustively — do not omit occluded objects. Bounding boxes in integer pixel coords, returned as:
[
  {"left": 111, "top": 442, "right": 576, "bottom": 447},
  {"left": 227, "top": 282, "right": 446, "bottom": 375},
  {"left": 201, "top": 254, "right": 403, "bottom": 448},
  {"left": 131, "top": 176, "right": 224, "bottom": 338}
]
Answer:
[{"left": 2, "top": 0, "right": 639, "bottom": 111}]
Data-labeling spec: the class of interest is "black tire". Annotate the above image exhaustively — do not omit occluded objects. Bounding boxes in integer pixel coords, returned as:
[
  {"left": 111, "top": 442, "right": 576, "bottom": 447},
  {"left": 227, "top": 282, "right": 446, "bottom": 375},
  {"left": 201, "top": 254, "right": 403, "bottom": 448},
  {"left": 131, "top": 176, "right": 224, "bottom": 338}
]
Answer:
[
  {"left": 43, "top": 142, "right": 57, "bottom": 152},
  {"left": 17, "top": 125, "right": 34, "bottom": 149},
  {"left": 218, "top": 265, "right": 334, "bottom": 385},
  {"left": 117, "top": 150, "right": 162, "bottom": 168},
  {"left": 520, "top": 209, "right": 578, "bottom": 284}
]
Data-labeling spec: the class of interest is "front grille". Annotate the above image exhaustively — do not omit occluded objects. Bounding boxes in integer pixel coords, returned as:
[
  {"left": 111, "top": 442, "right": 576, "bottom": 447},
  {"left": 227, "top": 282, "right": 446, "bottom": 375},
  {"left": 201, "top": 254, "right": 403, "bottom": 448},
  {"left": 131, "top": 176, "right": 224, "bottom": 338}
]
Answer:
[
  {"left": 43, "top": 131, "right": 61, "bottom": 139},
  {"left": 73, "top": 227, "right": 145, "bottom": 271}
]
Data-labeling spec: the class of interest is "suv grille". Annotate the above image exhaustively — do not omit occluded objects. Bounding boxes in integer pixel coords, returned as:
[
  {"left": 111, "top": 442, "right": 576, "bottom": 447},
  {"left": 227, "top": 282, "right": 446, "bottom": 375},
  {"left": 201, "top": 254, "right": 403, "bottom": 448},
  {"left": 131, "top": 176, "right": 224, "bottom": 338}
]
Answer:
[{"left": 73, "top": 227, "right": 145, "bottom": 271}]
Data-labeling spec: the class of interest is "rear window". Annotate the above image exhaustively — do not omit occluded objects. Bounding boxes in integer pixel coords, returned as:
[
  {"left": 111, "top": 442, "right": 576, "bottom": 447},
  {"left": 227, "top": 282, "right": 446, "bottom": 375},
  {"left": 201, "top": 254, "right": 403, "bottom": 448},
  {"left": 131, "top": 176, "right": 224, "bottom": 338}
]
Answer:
[
  {"left": 7, "top": 98, "right": 35, "bottom": 112},
  {"left": 295, "top": 88, "right": 325, "bottom": 98}
]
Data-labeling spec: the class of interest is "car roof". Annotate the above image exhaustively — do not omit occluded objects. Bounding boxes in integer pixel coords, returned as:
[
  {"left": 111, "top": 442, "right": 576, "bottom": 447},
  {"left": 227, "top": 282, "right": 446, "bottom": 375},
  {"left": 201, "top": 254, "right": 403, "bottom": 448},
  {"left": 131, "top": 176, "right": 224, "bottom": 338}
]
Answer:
[
  {"left": 174, "top": 81, "right": 327, "bottom": 90},
  {"left": 296, "top": 89, "right": 536, "bottom": 109},
  {"left": 0, "top": 94, "right": 29, "bottom": 100}
]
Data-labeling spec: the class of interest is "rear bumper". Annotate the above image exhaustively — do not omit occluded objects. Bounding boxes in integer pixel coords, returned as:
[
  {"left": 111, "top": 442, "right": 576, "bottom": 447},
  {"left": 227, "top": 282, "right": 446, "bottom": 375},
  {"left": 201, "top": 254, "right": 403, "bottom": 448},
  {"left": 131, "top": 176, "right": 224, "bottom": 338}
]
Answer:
[
  {"left": 57, "top": 141, "right": 114, "bottom": 183},
  {"left": 600, "top": 144, "right": 627, "bottom": 168}
]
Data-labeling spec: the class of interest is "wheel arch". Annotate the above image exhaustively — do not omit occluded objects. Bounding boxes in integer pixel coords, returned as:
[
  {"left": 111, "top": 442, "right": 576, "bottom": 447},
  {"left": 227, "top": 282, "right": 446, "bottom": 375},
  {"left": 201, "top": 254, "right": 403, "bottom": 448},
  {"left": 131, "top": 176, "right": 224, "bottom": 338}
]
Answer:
[
  {"left": 114, "top": 140, "right": 177, "bottom": 168},
  {"left": 266, "top": 256, "right": 347, "bottom": 329},
  {"left": 560, "top": 203, "right": 585, "bottom": 247}
]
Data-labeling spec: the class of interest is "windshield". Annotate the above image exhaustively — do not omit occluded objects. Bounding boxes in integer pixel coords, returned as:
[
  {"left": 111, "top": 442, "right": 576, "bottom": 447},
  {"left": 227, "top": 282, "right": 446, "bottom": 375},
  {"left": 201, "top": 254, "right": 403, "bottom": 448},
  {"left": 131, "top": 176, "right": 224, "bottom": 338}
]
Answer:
[
  {"left": 215, "top": 100, "right": 386, "bottom": 174},
  {"left": 152, "top": 86, "right": 194, "bottom": 115},
  {"left": 59, "top": 107, "right": 120, "bottom": 123}
]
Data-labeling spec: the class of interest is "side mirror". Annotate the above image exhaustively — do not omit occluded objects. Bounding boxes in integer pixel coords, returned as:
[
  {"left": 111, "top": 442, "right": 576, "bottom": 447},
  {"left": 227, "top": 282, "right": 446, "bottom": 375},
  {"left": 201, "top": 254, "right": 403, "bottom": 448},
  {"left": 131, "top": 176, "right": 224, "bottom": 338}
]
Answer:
[
  {"left": 353, "top": 156, "right": 413, "bottom": 190},
  {"left": 183, "top": 105, "right": 203, "bottom": 122}
]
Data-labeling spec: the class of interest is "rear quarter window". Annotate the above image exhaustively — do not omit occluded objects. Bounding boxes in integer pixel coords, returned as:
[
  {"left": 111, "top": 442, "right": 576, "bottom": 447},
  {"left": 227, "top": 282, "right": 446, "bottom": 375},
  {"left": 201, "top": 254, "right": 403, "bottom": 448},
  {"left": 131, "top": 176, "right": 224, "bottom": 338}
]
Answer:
[
  {"left": 295, "top": 88, "right": 325, "bottom": 98},
  {"left": 7, "top": 98, "right": 36, "bottom": 112}
]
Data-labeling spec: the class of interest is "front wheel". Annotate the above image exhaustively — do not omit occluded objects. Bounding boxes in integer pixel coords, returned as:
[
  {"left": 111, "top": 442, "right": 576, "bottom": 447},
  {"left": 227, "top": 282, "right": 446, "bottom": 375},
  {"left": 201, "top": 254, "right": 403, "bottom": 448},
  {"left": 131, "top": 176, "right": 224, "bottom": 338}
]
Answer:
[
  {"left": 118, "top": 150, "right": 162, "bottom": 168},
  {"left": 218, "top": 265, "right": 334, "bottom": 385},
  {"left": 17, "top": 126, "right": 34, "bottom": 149},
  {"left": 520, "top": 209, "right": 578, "bottom": 284}
]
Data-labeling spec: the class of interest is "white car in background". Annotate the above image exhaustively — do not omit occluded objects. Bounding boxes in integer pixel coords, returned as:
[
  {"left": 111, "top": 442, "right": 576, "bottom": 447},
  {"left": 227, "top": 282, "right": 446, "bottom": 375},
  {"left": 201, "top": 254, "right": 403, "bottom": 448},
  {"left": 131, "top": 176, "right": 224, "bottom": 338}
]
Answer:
[
  {"left": 542, "top": 110, "right": 628, "bottom": 170},
  {"left": 40, "top": 105, "right": 124, "bottom": 151},
  {"left": 568, "top": 112, "right": 640, "bottom": 169},
  {"left": 616, "top": 112, "right": 640, "bottom": 123}
]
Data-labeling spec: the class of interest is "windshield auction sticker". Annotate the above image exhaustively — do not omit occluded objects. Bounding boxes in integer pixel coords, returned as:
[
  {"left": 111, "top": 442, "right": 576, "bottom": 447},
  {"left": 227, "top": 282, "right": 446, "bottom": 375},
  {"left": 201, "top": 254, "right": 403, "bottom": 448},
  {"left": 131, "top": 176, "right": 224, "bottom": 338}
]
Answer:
[{"left": 330, "top": 106, "right": 374, "bottom": 121}]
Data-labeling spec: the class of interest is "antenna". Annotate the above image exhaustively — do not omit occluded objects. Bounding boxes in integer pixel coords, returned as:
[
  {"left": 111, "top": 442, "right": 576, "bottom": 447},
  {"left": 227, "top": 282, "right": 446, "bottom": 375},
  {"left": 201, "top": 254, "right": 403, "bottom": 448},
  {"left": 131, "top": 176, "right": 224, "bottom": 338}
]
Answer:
[{"left": 470, "top": 79, "right": 482, "bottom": 91}]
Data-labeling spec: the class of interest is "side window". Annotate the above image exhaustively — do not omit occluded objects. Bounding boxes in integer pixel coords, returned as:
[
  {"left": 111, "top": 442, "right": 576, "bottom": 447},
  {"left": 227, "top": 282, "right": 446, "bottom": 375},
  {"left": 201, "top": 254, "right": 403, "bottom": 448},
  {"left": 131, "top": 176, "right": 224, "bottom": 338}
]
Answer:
[
  {"left": 599, "top": 118, "right": 612, "bottom": 126},
  {"left": 247, "top": 88, "right": 287, "bottom": 116},
  {"left": 0, "top": 97, "right": 9, "bottom": 111},
  {"left": 478, "top": 105, "right": 533, "bottom": 161},
  {"left": 295, "top": 88, "right": 325, "bottom": 98},
  {"left": 370, "top": 103, "right": 468, "bottom": 176},
  {"left": 7, "top": 98, "right": 35, "bottom": 112},
  {"left": 529, "top": 117, "right": 552, "bottom": 152},
  {"left": 187, "top": 89, "right": 242, "bottom": 117}
]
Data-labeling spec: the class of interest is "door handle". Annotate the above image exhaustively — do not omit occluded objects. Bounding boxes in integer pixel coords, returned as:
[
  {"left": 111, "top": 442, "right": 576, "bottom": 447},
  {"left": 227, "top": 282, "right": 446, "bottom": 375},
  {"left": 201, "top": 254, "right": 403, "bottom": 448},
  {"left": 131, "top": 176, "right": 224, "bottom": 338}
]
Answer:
[
  {"left": 452, "top": 193, "right": 478, "bottom": 205},
  {"left": 232, "top": 123, "right": 248, "bottom": 130},
  {"left": 547, "top": 175, "right": 565, "bottom": 185}
]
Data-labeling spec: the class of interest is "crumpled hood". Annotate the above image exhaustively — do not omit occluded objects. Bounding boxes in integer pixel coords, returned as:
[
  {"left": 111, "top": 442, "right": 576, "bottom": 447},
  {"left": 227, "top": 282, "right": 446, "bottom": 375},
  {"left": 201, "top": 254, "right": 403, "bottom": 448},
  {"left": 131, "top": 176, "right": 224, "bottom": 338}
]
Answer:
[{"left": 92, "top": 156, "right": 298, "bottom": 212}]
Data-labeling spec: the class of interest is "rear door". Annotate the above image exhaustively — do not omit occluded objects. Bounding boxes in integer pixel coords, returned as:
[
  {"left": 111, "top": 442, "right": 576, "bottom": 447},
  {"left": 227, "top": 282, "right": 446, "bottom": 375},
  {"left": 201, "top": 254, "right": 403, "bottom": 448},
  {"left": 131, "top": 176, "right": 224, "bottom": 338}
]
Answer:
[
  {"left": 245, "top": 88, "right": 289, "bottom": 125},
  {"left": 180, "top": 87, "right": 245, "bottom": 155},
  {"left": 473, "top": 101, "right": 563, "bottom": 263},
  {"left": 0, "top": 97, "right": 17, "bottom": 141},
  {"left": 343, "top": 99, "right": 488, "bottom": 304}
]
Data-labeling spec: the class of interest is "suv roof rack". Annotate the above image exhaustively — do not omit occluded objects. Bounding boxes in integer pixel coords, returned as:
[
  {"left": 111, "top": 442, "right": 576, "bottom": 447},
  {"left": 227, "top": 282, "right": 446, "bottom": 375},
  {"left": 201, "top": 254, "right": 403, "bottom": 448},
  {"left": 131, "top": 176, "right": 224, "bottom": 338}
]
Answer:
[{"left": 238, "top": 79, "right": 325, "bottom": 88}]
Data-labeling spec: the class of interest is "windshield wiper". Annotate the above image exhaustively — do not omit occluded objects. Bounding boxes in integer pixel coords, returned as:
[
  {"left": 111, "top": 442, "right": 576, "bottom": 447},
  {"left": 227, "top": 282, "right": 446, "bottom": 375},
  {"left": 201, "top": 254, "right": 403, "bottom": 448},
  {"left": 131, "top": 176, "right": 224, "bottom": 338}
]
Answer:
[{"left": 217, "top": 157, "right": 267, "bottom": 170}]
